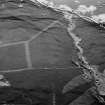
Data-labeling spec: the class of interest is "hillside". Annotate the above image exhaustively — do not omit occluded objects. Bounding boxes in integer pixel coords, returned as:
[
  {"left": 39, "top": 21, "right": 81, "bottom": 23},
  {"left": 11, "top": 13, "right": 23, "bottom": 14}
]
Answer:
[{"left": 0, "top": 0, "right": 105, "bottom": 105}]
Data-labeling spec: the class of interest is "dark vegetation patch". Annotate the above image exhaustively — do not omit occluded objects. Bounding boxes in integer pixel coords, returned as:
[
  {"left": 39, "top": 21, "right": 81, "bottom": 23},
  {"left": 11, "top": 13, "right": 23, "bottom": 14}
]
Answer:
[{"left": 0, "top": 86, "right": 52, "bottom": 105}]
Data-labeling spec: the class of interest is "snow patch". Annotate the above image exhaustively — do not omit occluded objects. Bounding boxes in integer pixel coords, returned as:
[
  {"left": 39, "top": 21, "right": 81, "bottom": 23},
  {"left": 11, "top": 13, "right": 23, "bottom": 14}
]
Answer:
[
  {"left": 76, "top": 5, "right": 97, "bottom": 15},
  {"left": 57, "top": 4, "right": 73, "bottom": 12},
  {"left": 36, "top": 0, "right": 49, "bottom": 4},
  {"left": 92, "top": 14, "right": 105, "bottom": 23},
  {"left": 0, "top": 75, "right": 10, "bottom": 87},
  {"left": 74, "top": 0, "right": 80, "bottom": 3},
  {"left": 36, "top": 0, "right": 54, "bottom": 7}
]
